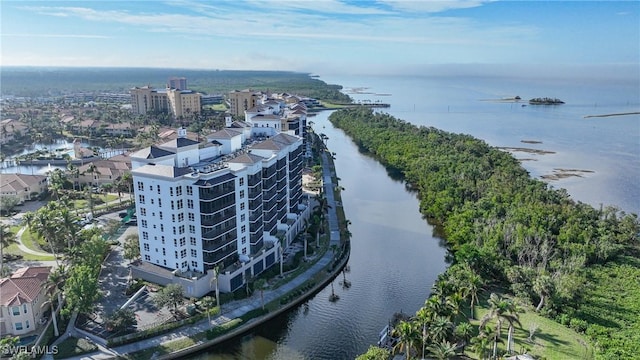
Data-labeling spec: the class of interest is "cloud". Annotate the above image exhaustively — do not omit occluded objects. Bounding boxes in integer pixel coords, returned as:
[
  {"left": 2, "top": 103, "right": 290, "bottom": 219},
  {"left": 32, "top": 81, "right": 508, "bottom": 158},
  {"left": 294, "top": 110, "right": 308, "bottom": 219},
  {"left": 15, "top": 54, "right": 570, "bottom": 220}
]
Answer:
[{"left": 3, "top": 33, "right": 110, "bottom": 39}]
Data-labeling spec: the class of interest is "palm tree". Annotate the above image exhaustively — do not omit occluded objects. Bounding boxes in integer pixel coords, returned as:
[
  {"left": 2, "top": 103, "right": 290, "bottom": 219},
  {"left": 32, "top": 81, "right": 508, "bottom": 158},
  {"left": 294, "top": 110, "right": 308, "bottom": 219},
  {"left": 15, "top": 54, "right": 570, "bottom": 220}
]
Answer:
[
  {"left": 430, "top": 315, "right": 453, "bottom": 344},
  {"left": 42, "top": 265, "right": 67, "bottom": 336},
  {"left": 465, "top": 270, "right": 483, "bottom": 320},
  {"left": 200, "top": 296, "right": 216, "bottom": 328},
  {"left": 23, "top": 211, "right": 60, "bottom": 266},
  {"left": 392, "top": 320, "right": 419, "bottom": 359},
  {"left": 480, "top": 293, "right": 521, "bottom": 358},
  {"left": 0, "top": 224, "right": 17, "bottom": 275},
  {"left": 427, "top": 340, "right": 458, "bottom": 360},
  {"left": 254, "top": 278, "right": 267, "bottom": 310},
  {"left": 454, "top": 321, "right": 474, "bottom": 352},
  {"left": 471, "top": 327, "right": 495, "bottom": 360}
]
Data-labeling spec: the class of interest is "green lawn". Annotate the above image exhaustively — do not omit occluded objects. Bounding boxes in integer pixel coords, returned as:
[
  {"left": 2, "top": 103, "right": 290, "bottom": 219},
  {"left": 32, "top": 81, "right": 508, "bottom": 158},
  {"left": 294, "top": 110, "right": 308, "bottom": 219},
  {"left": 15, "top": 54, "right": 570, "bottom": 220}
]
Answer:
[
  {"left": 3, "top": 226, "right": 56, "bottom": 261},
  {"left": 468, "top": 291, "right": 594, "bottom": 360},
  {"left": 53, "top": 337, "right": 98, "bottom": 359}
]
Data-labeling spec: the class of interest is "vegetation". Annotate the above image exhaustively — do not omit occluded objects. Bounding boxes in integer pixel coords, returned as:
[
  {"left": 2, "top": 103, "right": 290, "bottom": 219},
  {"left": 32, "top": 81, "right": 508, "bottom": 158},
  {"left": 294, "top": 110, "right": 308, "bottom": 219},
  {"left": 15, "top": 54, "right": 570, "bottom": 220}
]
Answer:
[
  {"left": 53, "top": 337, "right": 98, "bottom": 359},
  {"left": 331, "top": 108, "right": 639, "bottom": 359},
  {"left": 1, "top": 67, "right": 352, "bottom": 103},
  {"left": 153, "top": 283, "right": 185, "bottom": 311}
]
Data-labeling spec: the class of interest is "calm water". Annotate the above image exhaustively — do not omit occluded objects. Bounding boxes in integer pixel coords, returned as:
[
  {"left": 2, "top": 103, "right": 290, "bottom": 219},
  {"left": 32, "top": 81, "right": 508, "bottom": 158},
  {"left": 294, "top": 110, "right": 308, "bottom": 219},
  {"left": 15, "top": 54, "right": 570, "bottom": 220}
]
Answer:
[{"left": 197, "top": 74, "right": 639, "bottom": 360}]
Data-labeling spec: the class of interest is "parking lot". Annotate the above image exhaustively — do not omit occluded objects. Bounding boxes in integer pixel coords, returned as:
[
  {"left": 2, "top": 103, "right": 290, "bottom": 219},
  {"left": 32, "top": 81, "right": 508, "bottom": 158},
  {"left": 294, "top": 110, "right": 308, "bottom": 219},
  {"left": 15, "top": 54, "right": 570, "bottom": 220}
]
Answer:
[{"left": 77, "top": 215, "right": 173, "bottom": 338}]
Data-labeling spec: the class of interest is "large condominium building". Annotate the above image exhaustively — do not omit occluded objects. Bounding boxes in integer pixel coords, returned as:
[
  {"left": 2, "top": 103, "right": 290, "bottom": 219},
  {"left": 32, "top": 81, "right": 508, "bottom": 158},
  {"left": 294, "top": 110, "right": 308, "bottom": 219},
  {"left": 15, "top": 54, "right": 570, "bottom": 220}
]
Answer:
[
  {"left": 167, "top": 77, "right": 188, "bottom": 90},
  {"left": 130, "top": 84, "right": 201, "bottom": 119},
  {"left": 227, "top": 89, "right": 262, "bottom": 117},
  {"left": 130, "top": 125, "right": 308, "bottom": 297}
]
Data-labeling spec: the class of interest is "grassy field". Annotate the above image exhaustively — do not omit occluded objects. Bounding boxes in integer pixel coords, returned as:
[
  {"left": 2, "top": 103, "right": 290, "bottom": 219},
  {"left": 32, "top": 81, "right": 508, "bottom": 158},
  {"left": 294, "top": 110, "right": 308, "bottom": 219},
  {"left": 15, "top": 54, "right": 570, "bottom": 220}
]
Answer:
[
  {"left": 3, "top": 226, "right": 56, "bottom": 261},
  {"left": 53, "top": 337, "right": 98, "bottom": 359},
  {"left": 467, "top": 291, "right": 593, "bottom": 360}
]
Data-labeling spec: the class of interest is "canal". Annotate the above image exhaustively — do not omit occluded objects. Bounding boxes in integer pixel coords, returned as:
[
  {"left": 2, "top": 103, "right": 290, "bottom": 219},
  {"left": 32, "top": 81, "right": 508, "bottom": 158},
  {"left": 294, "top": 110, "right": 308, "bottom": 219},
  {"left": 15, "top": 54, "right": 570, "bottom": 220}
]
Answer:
[{"left": 193, "top": 109, "right": 449, "bottom": 359}]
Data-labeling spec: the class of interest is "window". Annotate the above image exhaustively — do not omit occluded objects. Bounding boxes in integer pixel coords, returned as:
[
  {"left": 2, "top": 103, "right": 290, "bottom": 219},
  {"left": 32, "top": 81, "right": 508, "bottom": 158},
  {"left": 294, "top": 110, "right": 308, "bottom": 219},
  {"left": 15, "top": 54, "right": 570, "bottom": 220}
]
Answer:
[
  {"left": 12, "top": 307, "right": 20, "bottom": 316},
  {"left": 189, "top": 225, "right": 195, "bottom": 234},
  {"left": 23, "top": 304, "right": 27, "bottom": 314},
  {"left": 242, "top": 247, "right": 247, "bottom": 255},
  {"left": 179, "top": 225, "right": 185, "bottom": 234},
  {"left": 180, "top": 249, "right": 187, "bottom": 258},
  {"left": 162, "top": 248, "right": 166, "bottom": 255},
  {"left": 149, "top": 185, "right": 153, "bottom": 191},
  {"left": 241, "top": 225, "right": 246, "bottom": 233},
  {"left": 187, "top": 199, "right": 194, "bottom": 209},
  {"left": 177, "top": 200, "right": 183, "bottom": 209},
  {"left": 241, "top": 236, "right": 247, "bottom": 244},
  {"left": 174, "top": 239, "right": 178, "bottom": 247},
  {"left": 178, "top": 213, "right": 184, "bottom": 222},
  {"left": 139, "top": 195, "right": 145, "bottom": 204},
  {"left": 140, "top": 208, "right": 147, "bottom": 216},
  {"left": 182, "top": 261, "right": 188, "bottom": 268},
  {"left": 161, "top": 236, "right": 165, "bottom": 244},
  {"left": 240, "top": 190, "right": 245, "bottom": 198},
  {"left": 137, "top": 181, "right": 144, "bottom": 191},
  {"left": 142, "top": 232, "right": 149, "bottom": 240},
  {"left": 191, "top": 249, "right": 197, "bottom": 257},
  {"left": 190, "top": 237, "right": 196, "bottom": 246},
  {"left": 173, "top": 227, "right": 176, "bottom": 235},
  {"left": 188, "top": 213, "right": 195, "bottom": 221},
  {"left": 176, "top": 186, "right": 182, "bottom": 196},
  {"left": 26, "top": 320, "right": 30, "bottom": 329},
  {"left": 158, "top": 199, "right": 162, "bottom": 207},
  {"left": 171, "top": 201, "right": 175, "bottom": 210},
  {"left": 180, "top": 238, "right": 186, "bottom": 247},
  {"left": 172, "top": 214, "right": 176, "bottom": 222},
  {"left": 15, "top": 322, "right": 23, "bottom": 331},
  {"left": 240, "top": 214, "right": 246, "bottom": 222},
  {"left": 240, "top": 203, "right": 245, "bottom": 210},
  {"left": 145, "top": 255, "right": 151, "bottom": 261},
  {"left": 159, "top": 211, "right": 163, "bottom": 220},
  {"left": 160, "top": 224, "right": 164, "bottom": 232},
  {"left": 170, "top": 187, "right": 174, "bottom": 196},
  {"left": 157, "top": 186, "right": 161, "bottom": 194},
  {"left": 141, "top": 219, "right": 148, "bottom": 228},
  {"left": 143, "top": 243, "right": 150, "bottom": 251},
  {"left": 186, "top": 187, "right": 193, "bottom": 196},
  {"left": 191, "top": 261, "right": 198, "bottom": 268},
  {"left": 239, "top": 178, "right": 244, "bottom": 186}
]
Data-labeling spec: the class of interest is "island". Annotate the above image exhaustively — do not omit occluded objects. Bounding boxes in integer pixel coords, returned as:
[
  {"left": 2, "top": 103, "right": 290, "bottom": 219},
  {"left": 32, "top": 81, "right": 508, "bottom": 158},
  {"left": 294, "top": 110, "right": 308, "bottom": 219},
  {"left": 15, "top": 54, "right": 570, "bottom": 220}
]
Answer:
[{"left": 529, "top": 97, "right": 565, "bottom": 105}]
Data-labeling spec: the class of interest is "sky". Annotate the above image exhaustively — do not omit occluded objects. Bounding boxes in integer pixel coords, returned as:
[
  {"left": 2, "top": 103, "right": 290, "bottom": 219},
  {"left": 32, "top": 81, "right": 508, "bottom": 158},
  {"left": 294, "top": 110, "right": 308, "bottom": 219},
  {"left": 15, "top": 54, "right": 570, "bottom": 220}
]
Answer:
[{"left": 1, "top": 1, "right": 639, "bottom": 75}]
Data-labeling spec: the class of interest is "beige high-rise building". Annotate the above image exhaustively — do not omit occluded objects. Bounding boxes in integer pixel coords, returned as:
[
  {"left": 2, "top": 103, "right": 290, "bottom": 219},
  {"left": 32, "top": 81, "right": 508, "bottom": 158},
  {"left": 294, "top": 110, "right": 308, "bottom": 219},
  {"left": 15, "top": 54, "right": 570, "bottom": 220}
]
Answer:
[
  {"left": 227, "top": 89, "right": 261, "bottom": 116},
  {"left": 131, "top": 86, "right": 201, "bottom": 118}
]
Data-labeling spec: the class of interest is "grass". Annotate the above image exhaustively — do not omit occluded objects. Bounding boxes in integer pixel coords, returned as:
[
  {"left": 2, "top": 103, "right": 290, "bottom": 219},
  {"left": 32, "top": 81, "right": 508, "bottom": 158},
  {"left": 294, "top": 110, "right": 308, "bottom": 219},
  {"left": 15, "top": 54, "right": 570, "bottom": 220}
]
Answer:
[
  {"left": 3, "top": 226, "right": 56, "bottom": 261},
  {"left": 467, "top": 291, "right": 594, "bottom": 360},
  {"left": 127, "top": 332, "right": 207, "bottom": 360},
  {"left": 53, "top": 337, "right": 98, "bottom": 359}
]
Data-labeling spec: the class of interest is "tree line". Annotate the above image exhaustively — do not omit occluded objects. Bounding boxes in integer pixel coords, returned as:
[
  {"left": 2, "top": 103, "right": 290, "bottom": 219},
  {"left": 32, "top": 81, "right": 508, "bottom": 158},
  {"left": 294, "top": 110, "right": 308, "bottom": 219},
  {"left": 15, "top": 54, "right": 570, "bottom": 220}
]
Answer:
[{"left": 331, "top": 108, "right": 639, "bottom": 359}]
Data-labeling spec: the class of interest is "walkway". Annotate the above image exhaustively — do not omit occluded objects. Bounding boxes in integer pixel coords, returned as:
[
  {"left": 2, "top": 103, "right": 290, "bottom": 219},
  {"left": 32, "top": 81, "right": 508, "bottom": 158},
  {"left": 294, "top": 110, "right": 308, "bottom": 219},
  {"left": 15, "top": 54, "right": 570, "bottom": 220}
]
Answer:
[
  {"left": 15, "top": 226, "right": 54, "bottom": 257},
  {"left": 321, "top": 151, "right": 340, "bottom": 244}
]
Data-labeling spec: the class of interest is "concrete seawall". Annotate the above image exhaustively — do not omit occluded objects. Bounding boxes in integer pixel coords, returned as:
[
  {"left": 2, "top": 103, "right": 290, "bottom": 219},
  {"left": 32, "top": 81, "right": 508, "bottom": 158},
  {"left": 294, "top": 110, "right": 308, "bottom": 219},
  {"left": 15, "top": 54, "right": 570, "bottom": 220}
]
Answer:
[{"left": 157, "top": 248, "right": 350, "bottom": 360}]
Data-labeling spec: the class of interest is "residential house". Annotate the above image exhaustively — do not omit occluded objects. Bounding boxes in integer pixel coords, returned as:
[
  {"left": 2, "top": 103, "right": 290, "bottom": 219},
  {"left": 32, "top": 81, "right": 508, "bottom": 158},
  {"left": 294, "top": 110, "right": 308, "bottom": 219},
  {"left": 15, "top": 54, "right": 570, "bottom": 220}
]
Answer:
[
  {"left": 0, "top": 267, "right": 51, "bottom": 336},
  {"left": 0, "top": 174, "right": 48, "bottom": 204}
]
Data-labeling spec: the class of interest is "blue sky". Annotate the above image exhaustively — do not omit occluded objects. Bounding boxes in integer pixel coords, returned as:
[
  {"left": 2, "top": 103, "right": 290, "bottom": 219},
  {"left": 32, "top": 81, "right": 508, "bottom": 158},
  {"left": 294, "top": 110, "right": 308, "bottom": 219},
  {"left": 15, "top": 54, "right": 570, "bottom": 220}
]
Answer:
[{"left": 1, "top": 1, "right": 638, "bottom": 75}]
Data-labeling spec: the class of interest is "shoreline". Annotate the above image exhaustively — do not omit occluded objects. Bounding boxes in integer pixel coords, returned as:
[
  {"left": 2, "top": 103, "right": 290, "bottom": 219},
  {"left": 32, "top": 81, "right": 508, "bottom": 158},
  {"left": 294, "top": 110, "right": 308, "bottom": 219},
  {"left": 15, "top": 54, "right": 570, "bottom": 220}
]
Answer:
[{"left": 583, "top": 111, "right": 640, "bottom": 118}]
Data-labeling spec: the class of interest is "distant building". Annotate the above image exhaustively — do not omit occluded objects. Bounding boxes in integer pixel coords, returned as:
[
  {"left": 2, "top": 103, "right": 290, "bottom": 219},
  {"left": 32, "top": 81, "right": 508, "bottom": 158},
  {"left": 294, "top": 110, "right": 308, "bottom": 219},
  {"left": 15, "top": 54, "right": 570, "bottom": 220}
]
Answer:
[
  {"left": 130, "top": 82, "right": 201, "bottom": 119},
  {"left": 0, "top": 267, "right": 51, "bottom": 335},
  {"left": 227, "top": 89, "right": 262, "bottom": 117},
  {"left": 0, "top": 174, "right": 48, "bottom": 204},
  {"left": 0, "top": 119, "right": 27, "bottom": 145},
  {"left": 168, "top": 77, "right": 188, "bottom": 90},
  {"left": 75, "top": 160, "right": 132, "bottom": 188}
]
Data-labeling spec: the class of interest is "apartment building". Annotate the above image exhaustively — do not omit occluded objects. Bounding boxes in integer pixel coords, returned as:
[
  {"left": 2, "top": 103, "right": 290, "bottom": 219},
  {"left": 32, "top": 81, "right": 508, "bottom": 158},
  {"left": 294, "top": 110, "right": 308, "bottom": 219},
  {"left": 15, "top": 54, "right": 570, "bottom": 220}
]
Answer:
[
  {"left": 227, "top": 89, "right": 262, "bottom": 117},
  {"left": 130, "top": 126, "right": 308, "bottom": 297},
  {"left": 130, "top": 84, "right": 201, "bottom": 119}
]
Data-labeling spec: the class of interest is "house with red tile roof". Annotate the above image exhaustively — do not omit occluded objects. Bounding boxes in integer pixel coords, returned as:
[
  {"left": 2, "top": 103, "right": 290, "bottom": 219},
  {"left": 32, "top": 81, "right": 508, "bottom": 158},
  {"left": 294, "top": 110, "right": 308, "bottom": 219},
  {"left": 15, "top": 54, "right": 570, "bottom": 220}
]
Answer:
[{"left": 0, "top": 267, "right": 51, "bottom": 335}]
